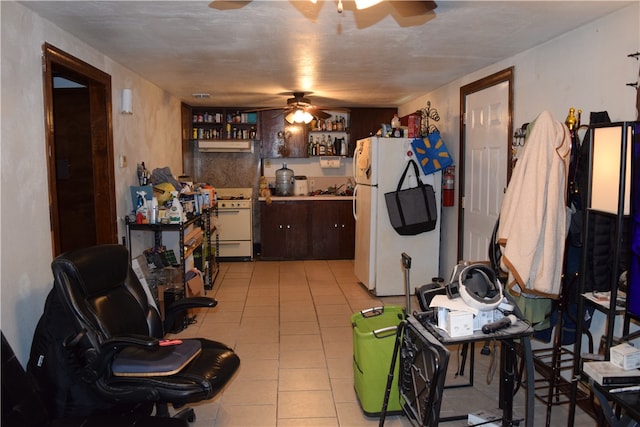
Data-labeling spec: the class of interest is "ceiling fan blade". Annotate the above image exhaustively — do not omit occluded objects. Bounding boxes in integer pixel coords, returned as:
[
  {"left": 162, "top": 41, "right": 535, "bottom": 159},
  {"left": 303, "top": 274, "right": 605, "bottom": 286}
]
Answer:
[
  {"left": 390, "top": 1, "right": 437, "bottom": 17},
  {"left": 307, "top": 108, "right": 331, "bottom": 120},
  {"left": 208, "top": 1, "right": 252, "bottom": 10},
  {"left": 314, "top": 106, "right": 351, "bottom": 113},
  {"left": 244, "top": 106, "right": 284, "bottom": 113}
]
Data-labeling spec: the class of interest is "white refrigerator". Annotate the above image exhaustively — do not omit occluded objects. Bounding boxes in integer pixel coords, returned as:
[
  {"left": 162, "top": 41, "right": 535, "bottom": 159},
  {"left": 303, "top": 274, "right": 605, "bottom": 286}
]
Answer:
[{"left": 352, "top": 137, "right": 441, "bottom": 296}]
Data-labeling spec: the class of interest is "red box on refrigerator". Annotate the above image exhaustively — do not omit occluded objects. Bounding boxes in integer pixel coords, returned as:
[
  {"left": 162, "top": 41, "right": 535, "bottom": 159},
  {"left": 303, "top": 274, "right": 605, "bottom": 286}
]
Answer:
[{"left": 408, "top": 114, "right": 421, "bottom": 138}]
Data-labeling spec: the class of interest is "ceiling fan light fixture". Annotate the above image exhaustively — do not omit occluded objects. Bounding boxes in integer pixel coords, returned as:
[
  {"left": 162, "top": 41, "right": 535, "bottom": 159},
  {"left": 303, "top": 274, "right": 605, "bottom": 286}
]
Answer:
[
  {"left": 286, "top": 108, "right": 314, "bottom": 124},
  {"left": 354, "top": 0, "right": 383, "bottom": 10},
  {"left": 285, "top": 111, "right": 295, "bottom": 124}
]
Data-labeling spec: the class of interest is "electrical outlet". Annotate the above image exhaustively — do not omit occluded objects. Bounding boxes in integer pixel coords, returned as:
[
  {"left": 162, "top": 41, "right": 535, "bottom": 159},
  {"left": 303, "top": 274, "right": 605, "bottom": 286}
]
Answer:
[
  {"left": 119, "top": 154, "right": 127, "bottom": 168},
  {"left": 264, "top": 159, "right": 271, "bottom": 168},
  {"left": 309, "top": 179, "right": 315, "bottom": 190}
]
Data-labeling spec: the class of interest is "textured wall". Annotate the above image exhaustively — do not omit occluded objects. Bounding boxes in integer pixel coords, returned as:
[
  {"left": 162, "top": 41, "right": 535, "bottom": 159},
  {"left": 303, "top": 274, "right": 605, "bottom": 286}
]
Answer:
[{"left": 1, "top": 1, "right": 183, "bottom": 364}]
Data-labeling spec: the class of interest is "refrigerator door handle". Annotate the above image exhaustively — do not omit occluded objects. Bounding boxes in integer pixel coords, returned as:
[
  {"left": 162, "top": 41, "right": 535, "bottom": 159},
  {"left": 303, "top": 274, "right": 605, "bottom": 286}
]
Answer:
[
  {"left": 352, "top": 184, "right": 358, "bottom": 221},
  {"left": 352, "top": 146, "right": 357, "bottom": 180}
]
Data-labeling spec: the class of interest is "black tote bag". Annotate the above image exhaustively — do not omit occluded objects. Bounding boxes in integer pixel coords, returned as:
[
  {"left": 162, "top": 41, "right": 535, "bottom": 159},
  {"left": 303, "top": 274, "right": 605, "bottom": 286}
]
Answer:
[{"left": 384, "top": 159, "right": 437, "bottom": 236}]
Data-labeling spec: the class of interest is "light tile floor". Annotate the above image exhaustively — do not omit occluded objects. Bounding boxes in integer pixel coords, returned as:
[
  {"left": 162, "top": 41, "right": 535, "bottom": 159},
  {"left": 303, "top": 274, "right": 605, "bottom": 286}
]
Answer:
[{"left": 171, "top": 260, "right": 598, "bottom": 427}]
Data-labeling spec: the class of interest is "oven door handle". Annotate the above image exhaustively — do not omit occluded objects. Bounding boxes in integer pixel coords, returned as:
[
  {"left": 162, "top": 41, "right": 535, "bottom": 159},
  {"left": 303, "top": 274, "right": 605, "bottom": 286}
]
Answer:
[{"left": 218, "top": 209, "right": 246, "bottom": 213}]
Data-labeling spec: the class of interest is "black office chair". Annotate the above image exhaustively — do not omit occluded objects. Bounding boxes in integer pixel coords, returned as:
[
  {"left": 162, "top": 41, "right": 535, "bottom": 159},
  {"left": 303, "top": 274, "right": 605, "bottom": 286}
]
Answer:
[
  {"left": 2, "top": 332, "right": 188, "bottom": 427},
  {"left": 28, "top": 244, "right": 240, "bottom": 422}
]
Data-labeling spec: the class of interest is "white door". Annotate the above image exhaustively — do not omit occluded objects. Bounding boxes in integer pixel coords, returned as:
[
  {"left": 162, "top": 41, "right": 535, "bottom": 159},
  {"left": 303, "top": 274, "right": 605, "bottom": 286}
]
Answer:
[{"left": 462, "top": 81, "right": 509, "bottom": 262}]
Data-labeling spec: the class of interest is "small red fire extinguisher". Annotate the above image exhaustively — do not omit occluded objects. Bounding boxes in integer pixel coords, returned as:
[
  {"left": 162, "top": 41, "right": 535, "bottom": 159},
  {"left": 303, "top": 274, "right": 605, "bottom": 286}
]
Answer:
[{"left": 443, "top": 166, "right": 455, "bottom": 207}]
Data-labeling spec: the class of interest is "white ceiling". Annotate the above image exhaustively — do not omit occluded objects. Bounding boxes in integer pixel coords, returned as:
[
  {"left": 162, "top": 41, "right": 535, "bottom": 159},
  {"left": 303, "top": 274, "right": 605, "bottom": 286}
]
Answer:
[{"left": 22, "top": 0, "right": 632, "bottom": 109}]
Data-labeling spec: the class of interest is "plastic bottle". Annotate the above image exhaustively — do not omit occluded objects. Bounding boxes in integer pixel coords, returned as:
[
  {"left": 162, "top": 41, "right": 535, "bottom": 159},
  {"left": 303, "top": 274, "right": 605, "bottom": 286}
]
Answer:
[
  {"left": 169, "top": 191, "right": 183, "bottom": 224},
  {"left": 149, "top": 196, "right": 159, "bottom": 224},
  {"left": 391, "top": 114, "right": 401, "bottom": 129}
]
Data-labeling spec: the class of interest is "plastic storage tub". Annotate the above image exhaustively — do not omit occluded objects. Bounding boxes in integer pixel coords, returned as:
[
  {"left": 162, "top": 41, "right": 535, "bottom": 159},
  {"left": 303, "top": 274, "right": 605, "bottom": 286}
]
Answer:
[{"left": 351, "top": 305, "right": 405, "bottom": 416}]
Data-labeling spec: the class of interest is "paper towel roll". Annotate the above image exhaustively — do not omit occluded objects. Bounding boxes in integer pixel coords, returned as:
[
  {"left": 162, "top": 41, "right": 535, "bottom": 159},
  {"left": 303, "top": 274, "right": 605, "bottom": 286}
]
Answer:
[{"left": 319, "top": 157, "right": 341, "bottom": 169}]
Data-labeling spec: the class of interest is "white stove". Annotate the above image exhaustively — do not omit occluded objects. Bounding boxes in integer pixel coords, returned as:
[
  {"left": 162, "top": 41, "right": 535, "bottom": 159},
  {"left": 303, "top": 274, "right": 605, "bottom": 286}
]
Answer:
[{"left": 215, "top": 188, "right": 253, "bottom": 260}]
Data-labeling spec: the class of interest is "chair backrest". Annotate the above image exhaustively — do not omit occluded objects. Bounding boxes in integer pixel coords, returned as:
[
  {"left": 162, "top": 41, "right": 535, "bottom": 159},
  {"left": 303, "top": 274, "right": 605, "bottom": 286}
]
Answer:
[
  {"left": 399, "top": 317, "right": 450, "bottom": 427},
  {"left": 51, "top": 244, "right": 165, "bottom": 346}
]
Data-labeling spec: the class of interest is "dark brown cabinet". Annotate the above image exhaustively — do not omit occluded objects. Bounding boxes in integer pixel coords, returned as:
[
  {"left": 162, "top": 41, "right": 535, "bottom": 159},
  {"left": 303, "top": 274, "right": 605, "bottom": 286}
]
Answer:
[
  {"left": 310, "top": 200, "right": 355, "bottom": 259},
  {"left": 260, "top": 200, "right": 354, "bottom": 260},
  {"left": 260, "top": 201, "right": 310, "bottom": 259},
  {"left": 260, "top": 110, "right": 308, "bottom": 158},
  {"left": 181, "top": 103, "right": 194, "bottom": 176},
  {"left": 348, "top": 107, "right": 398, "bottom": 156}
]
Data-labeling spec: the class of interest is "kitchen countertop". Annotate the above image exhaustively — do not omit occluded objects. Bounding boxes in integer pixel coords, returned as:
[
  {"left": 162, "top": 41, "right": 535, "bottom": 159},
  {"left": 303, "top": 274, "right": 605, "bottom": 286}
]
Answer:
[{"left": 259, "top": 195, "right": 354, "bottom": 201}]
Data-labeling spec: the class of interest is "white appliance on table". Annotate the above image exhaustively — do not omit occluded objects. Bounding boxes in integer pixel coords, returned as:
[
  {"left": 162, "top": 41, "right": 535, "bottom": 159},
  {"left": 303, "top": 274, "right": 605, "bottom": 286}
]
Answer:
[
  {"left": 215, "top": 187, "right": 253, "bottom": 260},
  {"left": 352, "top": 137, "right": 441, "bottom": 296}
]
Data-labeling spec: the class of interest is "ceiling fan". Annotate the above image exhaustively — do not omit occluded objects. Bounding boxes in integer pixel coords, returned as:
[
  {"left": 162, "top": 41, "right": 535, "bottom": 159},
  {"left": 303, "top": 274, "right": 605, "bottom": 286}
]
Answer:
[{"left": 251, "top": 92, "right": 348, "bottom": 124}]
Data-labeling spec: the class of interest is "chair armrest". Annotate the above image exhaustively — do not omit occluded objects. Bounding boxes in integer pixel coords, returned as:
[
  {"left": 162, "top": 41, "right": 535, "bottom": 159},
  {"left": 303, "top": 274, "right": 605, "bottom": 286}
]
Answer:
[
  {"left": 83, "top": 335, "right": 160, "bottom": 381},
  {"left": 163, "top": 297, "right": 217, "bottom": 333},
  {"left": 101, "top": 334, "right": 159, "bottom": 352},
  {"left": 76, "top": 334, "right": 163, "bottom": 403}
]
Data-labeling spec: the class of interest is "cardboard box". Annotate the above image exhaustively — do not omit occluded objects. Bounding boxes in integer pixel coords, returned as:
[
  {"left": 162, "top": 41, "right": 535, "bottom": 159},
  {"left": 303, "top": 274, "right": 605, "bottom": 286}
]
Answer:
[
  {"left": 446, "top": 310, "right": 473, "bottom": 337},
  {"left": 468, "top": 410, "right": 500, "bottom": 427},
  {"left": 610, "top": 343, "right": 640, "bottom": 370},
  {"left": 407, "top": 114, "right": 421, "bottom": 138},
  {"left": 186, "top": 270, "right": 204, "bottom": 297},
  {"left": 473, "top": 310, "right": 495, "bottom": 331}
]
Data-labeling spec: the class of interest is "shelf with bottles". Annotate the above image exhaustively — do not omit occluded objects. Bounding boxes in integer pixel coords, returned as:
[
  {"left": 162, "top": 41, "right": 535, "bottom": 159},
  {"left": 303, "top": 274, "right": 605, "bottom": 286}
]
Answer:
[
  {"left": 192, "top": 125, "right": 257, "bottom": 141},
  {"left": 308, "top": 114, "right": 349, "bottom": 133},
  {"left": 191, "top": 108, "right": 258, "bottom": 141},
  {"left": 307, "top": 132, "right": 349, "bottom": 157}
]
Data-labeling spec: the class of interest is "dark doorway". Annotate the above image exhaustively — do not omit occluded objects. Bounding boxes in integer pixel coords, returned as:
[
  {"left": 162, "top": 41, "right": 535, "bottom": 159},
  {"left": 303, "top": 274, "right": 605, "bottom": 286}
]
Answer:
[{"left": 43, "top": 43, "right": 117, "bottom": 256}]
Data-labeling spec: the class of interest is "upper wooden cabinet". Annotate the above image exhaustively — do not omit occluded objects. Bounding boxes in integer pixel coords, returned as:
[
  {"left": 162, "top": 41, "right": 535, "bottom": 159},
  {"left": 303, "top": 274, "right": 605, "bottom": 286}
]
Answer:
[
  {"left": 260, "top": 110, "right": 308, "bottom": 158},
  {"left": 181, "top": 103, "right": 194, "bottom": 176},
  {"left": 348, "top": 107, "right": 398, "bottom": 155}
]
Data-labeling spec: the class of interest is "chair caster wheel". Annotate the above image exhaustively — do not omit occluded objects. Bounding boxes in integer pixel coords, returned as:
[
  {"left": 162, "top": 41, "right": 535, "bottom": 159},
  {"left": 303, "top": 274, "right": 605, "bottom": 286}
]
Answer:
[{"left": 174, "top": 407, "right": 195, "bottom": 423}]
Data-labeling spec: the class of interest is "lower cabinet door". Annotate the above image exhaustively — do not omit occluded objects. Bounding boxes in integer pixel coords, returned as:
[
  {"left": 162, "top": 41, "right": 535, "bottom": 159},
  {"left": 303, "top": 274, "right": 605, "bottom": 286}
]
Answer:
[
  {"left": 260, "top": 201, "right": 310, "bottom": 259},
  {"left": 311, "top": 201, "right": 355, "bottom": 259}
]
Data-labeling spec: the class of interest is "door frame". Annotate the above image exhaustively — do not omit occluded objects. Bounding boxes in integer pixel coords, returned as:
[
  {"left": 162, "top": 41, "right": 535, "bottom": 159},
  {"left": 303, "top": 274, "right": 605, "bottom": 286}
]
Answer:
[
  {"left": 457, "top": 67, "right": 514, "bottom": 261},
  {"left": 43, "top": 43, "right": 118, "bottom": 255}
]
